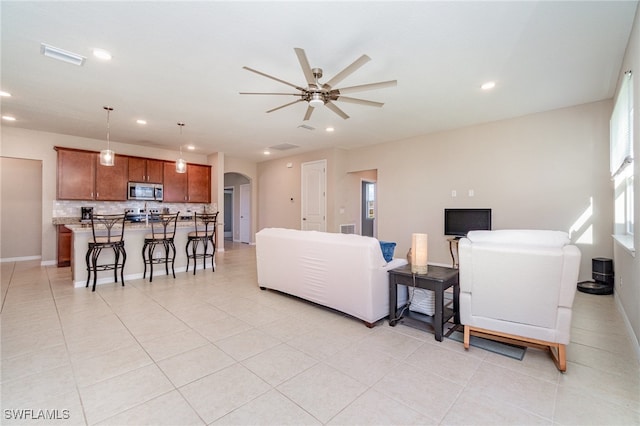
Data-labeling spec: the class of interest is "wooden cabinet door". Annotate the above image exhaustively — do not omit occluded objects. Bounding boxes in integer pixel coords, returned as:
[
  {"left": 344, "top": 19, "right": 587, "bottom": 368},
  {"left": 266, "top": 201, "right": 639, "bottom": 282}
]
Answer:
[
  {"left": 187, "top": 164, "right": 211, "bottom": 203},
  {"left": 128, "top": 158, "right": 163, "bottom": 183},
  {"left": 163, "top": 162, "right": 187, "bottom": 202},
  {"left": 57, "top": 225, "right": 71, "bottom": 267},
  {"left": 128, "top": 157, "right": 146, "bottom": 182},
  {"left": 96, "top": 155, "right": 128, "bottom": 200},
  {"left": 57, "top": 149, "right": 96, "bottom": 200},
  {"left": 146, "top": 159, "right": 164, "bottom": 183}
]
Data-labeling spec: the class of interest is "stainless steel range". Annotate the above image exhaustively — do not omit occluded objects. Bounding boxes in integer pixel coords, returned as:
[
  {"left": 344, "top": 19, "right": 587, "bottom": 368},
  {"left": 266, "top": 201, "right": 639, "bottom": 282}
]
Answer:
[{"left": 124, "top": 208, "right": 161, "bottom": 223}]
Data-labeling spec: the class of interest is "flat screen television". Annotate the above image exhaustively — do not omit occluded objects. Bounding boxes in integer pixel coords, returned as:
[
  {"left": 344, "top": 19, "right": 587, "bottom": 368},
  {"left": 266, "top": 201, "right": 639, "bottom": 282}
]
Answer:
[{"left": 444, "top": 208, "right": 492, "bottom": 237}]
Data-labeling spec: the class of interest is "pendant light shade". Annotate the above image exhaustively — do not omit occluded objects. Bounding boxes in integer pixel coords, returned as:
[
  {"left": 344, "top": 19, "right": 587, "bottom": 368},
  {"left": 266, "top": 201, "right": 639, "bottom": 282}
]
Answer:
[
  {"left": 100, "top": 106, "right": 115, "bottom": 166},
  {"left": 176, "top": 122, "right": 187, "bottom": 173}
]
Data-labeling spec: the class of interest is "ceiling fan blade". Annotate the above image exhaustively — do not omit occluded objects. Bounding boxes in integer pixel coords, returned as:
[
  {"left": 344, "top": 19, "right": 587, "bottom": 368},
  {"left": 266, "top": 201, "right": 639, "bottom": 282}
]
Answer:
[
  {"left": 336, "top": 96, "right": 384, "bottom": 107},
  {"left": 266, "top": 99, "right": 304, "bottom": 113},
  {"left": 239, "top": 92, "right": 302, "bottom": 96},
  {"left": 303, "top": 105, "right": 314, "bottom": 121},
  {"left": 294, "top": 48, "right": 316, "bottom": 88},
  {"left": 323, "top": 54, "right": 371, "bottom": 89},
  {"left": 337, "top": 80, "right": 397, "bottom": 94},
  {"left": 242, "top": 66, "right": 305, "bottom": 91},
  {"left": 325, "top": 101, "right": 350, "bottom": 120}
]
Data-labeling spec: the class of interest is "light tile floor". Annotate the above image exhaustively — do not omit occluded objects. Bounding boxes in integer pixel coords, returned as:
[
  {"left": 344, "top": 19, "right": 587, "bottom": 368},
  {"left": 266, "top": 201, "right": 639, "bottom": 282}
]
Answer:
[{"left": 1, "top": 242, "right": 639, "bottom": 425}]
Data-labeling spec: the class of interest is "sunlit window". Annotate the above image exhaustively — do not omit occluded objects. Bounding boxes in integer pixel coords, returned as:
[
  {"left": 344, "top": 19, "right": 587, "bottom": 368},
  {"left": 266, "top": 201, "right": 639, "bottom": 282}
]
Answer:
[{"left": 611, "top": 70, "right": 634, "bottom": 245}]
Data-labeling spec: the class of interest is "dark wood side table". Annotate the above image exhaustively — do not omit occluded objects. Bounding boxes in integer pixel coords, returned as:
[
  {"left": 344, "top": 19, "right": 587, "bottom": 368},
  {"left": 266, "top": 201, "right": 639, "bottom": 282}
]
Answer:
[{"left": 388, "top": 264, "right": 459, "bottom": 341}]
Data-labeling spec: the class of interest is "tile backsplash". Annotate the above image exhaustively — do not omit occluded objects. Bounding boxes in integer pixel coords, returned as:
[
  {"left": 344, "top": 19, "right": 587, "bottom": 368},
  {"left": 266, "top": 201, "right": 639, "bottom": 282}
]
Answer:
[{"left": 53, "top": 200, "right": 214, "bottom": 218}]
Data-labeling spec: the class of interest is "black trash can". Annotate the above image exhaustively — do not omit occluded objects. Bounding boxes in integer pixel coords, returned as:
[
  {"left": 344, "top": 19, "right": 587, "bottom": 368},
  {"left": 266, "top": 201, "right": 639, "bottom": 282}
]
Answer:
[{"left": 577, "top": 257, "right": 614, "bottom": 295}]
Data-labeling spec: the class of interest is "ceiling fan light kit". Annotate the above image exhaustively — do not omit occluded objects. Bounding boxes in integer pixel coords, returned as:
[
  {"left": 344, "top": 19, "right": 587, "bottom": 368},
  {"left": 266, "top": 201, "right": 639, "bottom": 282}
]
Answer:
[{"left": 240, "top": 47, "right": 396, "bottom": 121}]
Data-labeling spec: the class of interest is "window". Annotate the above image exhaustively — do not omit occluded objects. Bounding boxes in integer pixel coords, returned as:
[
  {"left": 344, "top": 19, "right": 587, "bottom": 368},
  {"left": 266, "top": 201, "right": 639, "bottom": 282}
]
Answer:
[{"left": 611, "top": 70, "right": 634, "bottom": 251}]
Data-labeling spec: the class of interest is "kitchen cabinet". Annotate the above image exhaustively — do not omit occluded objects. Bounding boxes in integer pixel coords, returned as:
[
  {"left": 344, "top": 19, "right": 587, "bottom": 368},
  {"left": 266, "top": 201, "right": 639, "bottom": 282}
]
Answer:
[
  {"left": 187, "top": 164, "right": 211, "bottom": 203},
  {"left": 56, "top": 148, "right": 96, "bottom": 200},
  {"left": 163, "top": 161, "right": 188, "bottom": 202},
  {"left": 57, "top": 225, "right": 71, "bottom": 267},
  {"left": 56, "top": 146, "right": 210, "bottom": 203},
  {"left": 95, "top": 154, "right": 128, "bottom": 201},
  {"left": 163, "top": 162, "right": 211, "bottom": 203},
  {"left": 128, "top": 157, "right": 163, "bottom": 183}
]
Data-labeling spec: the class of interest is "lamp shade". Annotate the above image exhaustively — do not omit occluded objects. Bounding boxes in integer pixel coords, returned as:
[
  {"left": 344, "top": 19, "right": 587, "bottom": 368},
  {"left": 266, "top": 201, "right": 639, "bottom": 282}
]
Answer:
[
  {"left": 99, "top": 149, "right": 114, "bottom": 166},
  {"left": 411, "top": 233, "right": 428, "bottom": 274},
  {"left": 176, "top": 158, "right": 187, "bottom": 173}
]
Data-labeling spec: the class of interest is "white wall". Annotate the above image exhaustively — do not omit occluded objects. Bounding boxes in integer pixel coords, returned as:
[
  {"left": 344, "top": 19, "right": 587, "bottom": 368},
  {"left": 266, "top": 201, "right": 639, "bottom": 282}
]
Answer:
[
  {"left": 611, "top": 4, "right": 639, "bottom": 352},
  {"left": 0, "top": 157, "right": 42, "bottom": 260},
  {"left": 257, "top": 101, "right": 613, "bottom": 283}
]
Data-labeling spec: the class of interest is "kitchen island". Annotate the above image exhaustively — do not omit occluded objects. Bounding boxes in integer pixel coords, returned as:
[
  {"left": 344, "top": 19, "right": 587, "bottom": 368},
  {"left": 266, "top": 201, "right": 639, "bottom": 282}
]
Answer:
[{"left": 64, "top": 221, "right": 210, "bottom": 288}]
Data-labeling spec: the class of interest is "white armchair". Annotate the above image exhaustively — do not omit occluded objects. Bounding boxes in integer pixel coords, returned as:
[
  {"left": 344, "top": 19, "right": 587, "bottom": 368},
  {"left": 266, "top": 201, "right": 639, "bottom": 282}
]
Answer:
[{"left": 458, "top": 230, "right": 581, "bottom": 371}]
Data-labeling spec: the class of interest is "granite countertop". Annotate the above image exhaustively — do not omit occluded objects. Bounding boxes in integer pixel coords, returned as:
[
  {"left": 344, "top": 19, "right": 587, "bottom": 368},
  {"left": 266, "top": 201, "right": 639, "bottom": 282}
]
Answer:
[
  {"left": 52, "top": 217, "right": 83, "bottom": 225},
  {"left": 64, "top": 221, "right": 198, "bottom": 232},
  {"left": 53, "top": 216, "right": 197, "bottom": 227}
]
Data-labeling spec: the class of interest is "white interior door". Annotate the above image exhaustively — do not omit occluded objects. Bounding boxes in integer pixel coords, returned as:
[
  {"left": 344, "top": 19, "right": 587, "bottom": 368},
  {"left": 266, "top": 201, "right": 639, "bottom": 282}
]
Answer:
[
  {"left": 301, "top": 160, "right": 326, "bottom": 231},
  {"left": 239, "top": 183, "right": 250, "bottom": 243}
]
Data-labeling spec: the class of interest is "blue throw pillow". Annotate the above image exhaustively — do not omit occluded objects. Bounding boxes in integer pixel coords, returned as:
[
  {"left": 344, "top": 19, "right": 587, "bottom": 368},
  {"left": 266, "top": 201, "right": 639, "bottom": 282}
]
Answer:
[{"left": 379, "top": 241, "right": 396, "bottom": 262}]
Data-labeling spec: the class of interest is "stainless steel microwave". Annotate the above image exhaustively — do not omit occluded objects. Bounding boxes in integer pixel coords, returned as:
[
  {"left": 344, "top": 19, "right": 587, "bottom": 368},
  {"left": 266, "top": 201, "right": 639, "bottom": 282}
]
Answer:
[{"left": 127, "top": 182, "right": 163, "bottom": 201}]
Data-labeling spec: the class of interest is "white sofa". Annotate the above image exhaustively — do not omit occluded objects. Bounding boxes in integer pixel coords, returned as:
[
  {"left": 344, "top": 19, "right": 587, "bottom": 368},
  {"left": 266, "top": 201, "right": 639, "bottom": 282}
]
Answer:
[
  {"left": 256, "top": 228, "right": 408, "bottom": 326},
  {"left": 459, "top": 229, "right": 581, "bottom": 371}
]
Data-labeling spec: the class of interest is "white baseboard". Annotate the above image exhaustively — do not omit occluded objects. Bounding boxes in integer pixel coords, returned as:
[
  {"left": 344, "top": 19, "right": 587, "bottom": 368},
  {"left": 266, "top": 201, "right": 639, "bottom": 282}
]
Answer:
[
  {"left": 41, "top": 260, "right": 56, "bottom": 266},
  {"left": 73, "top": 263, "right": 213, "bottom": 288},
  {"left": 0, "top": 255, "right": 41, "bottom": 263},
  {"left": 615, "top": 292, "right": 640, "bottom": 362}
]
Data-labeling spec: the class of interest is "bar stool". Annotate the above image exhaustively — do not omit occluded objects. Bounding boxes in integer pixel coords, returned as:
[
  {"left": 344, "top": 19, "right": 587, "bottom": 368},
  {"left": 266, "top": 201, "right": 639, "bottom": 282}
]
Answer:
[
  {"left": 86, "top": 213, "right": 126, "bottom": 292},
  {"left": 185, "top": 212, "right": 218, "bottom": 274},
  {"left": 142, "top": 212, "right": 179, "bottom": 282}
]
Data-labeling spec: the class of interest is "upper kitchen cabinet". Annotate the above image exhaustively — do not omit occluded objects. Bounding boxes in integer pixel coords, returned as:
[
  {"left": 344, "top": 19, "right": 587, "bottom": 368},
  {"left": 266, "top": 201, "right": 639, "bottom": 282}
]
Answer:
[
  {"left": 187, "top": 164, "right": 211, "bottom": 203},
  {"left": 95, "top": 154, "right": 128, "bottom": 201},
  {"left": 163, "top": 162, "right": 211, "bottom": 203},
  {"left": 163, "top": 161, "right": 188, "bottom": 202},
  {"left": 128, "top": 157, "right": 163, "bottom": 183},
  {"left": 56, "top": 147, "right": 96, "bottom": 200}
]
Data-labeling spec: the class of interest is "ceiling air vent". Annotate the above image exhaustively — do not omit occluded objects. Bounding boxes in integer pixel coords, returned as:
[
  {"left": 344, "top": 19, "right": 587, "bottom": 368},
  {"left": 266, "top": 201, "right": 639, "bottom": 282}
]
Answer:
[
  {"left": 40, "top": 43, "right": 86, "bottom": 66},
  {"left": 269, "top": 143, "right": 299, "bottom": 151},
  {"left": 297, "top": 124, "right": 315, "bottom": 131}
]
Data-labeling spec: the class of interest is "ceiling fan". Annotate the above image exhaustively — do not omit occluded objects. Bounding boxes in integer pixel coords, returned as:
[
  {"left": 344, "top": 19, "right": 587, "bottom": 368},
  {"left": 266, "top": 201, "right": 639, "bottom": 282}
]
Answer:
[{"left": 240, "top": 48, "right": 397, "bottom": 121}]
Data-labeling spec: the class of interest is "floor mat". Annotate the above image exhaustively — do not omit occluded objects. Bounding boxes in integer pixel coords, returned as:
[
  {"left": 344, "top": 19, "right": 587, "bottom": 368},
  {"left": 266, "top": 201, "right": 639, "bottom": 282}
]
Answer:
[{"left": 447, "top": 330, "right": 526, "bottom": 360}]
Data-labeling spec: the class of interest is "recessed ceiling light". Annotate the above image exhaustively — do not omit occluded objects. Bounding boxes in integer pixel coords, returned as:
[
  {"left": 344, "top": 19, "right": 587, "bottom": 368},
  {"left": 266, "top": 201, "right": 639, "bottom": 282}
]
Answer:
[
  {"left": 326, "top": 127, "right": 334, "bottom": 132},
  {"left": 40, "top": 43, "right": 85, "bottom": 66},
  {"left": 481, "top": 81, "right": 496, "bottom": 90},
  {"left": 263, "top": 150, "right": 271, "bottom": 155},
  {"left": 92, "top": 48, "right": 112, "bottom": 61},
  {"left": 0, "top": 91, "right": 11, "bottom": 97},
  {"left": 187, "top": 145, "right": 195, "bottom": 151},
  {"left": 2, "top": 115, "right": 16, "bottom": 121},
  {"left": 136, "top": 119, "right": 147, "bottom": 125}
]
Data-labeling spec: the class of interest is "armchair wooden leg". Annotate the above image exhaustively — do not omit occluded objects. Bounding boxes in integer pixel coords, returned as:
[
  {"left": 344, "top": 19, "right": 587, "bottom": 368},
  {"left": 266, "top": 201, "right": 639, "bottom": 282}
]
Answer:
[
  {"left": 463, "top": 325, "right": 470, "bottom": 349},
  {"left": 550, "top": 343, "right": 567, "bottom": 372}
]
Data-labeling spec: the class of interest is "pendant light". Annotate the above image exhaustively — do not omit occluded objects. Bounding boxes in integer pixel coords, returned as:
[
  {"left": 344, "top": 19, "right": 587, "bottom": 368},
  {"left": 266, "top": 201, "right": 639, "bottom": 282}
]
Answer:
[
  {"left": 176, "top": 122, "right": 187, "bottom": 173},
  {"left": 99, "top": 106, "right": 115, "bottom": 166}
]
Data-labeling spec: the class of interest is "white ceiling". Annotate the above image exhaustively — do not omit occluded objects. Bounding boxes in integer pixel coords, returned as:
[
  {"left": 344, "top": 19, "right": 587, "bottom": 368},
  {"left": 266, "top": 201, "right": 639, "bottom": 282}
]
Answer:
[{"left": 1, "top": 1, "right": 637, "bottom": 163}]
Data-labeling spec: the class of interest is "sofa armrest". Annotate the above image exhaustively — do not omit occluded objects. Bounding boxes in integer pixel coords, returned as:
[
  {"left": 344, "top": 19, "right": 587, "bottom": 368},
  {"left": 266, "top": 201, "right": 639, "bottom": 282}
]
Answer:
[{"left": 382, "top": 258, "right": 408, "bottom": 271}]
